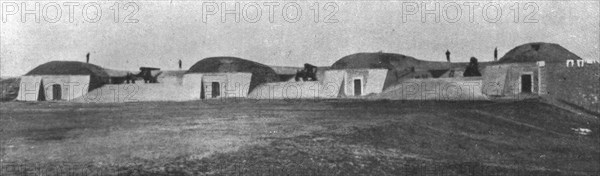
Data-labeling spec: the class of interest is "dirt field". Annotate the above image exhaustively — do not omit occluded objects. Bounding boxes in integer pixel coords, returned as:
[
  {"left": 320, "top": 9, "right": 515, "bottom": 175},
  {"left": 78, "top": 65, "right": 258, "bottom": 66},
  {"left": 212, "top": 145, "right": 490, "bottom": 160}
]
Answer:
[{"left": 1, "top": 99, "right": 598, "bottom": 175}]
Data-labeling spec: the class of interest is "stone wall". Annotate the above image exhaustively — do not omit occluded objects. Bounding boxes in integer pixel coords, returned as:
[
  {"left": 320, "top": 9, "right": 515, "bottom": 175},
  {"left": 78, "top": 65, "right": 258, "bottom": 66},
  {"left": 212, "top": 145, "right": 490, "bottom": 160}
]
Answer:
[
  {"left": 247, "top": 81, "right": 336, "bottom": 99},
  {"left": 247, "top": 69, "right": 387, "bottom": 99},
  {"left": 544, "top": 62, "right": 599, "bottom": 113},
  {"left": 482, "top": 63, "right": 539, "bottom": 96},
  {"left": 340, "top": 69, "right": 388, "bottom": 96},
  {"left": 17, "top": 75, "right": 90, "bottom": 101},
  {"left": 375, "top": 77, "right": 487, "bottom": 100},
  {"left": 182, "top": 73, "right": 252, "bottom": 99}
]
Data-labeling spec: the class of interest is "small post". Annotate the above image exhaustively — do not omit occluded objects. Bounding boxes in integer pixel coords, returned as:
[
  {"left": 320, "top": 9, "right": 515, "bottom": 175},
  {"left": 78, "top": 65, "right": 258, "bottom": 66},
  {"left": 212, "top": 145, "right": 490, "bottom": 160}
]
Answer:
[{"left": 494, "top": 47, "right": 498, "bottom": 61}]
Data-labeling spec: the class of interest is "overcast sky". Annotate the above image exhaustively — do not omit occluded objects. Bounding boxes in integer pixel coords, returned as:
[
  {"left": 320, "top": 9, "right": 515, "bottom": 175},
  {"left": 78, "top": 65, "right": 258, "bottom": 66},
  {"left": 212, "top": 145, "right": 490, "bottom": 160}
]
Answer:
[{"left": 1, "top": 1, "right": 598, "bottom": 77}]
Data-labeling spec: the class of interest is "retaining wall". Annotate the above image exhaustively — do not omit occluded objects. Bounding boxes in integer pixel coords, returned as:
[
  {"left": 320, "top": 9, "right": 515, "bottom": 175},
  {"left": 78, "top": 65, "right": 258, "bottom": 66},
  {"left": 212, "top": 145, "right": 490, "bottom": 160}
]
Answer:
[
  {"left": 17, "top": 75, "right": 90, "bottom": 101},
  {"left": 376, "top": 77, "right": 487, "bottom": 100},
  {"left": 247, "top": 81, "right": 340, "bottom": 99},
  {"left": 544, "top": 62, "right": 599, "bottom": 113}
]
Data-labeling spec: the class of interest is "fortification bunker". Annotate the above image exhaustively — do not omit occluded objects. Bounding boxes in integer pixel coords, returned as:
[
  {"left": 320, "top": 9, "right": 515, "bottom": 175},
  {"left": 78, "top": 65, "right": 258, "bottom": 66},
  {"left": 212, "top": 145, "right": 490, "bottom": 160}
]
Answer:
[
  {"left": 16, "top": 61, "right": 107, "bottom": 101},
  {"left": 183, "top": 57, "right": 278, "bottom": 99},
  {"left": 482, "top": 62, "right": 544, "bottom": 96},
  {"left": 482, "top": 42, "right": 584, "bottom": 97},
  {"left": 247, "top": 69, "right": 388, "bottom": 99}
]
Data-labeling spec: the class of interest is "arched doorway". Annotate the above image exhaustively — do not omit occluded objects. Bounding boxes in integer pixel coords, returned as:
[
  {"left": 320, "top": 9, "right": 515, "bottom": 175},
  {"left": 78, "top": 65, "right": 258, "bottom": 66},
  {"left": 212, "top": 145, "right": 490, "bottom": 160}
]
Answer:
[{"left": 52, "top": 84, "right": 62, "bottom": 100}]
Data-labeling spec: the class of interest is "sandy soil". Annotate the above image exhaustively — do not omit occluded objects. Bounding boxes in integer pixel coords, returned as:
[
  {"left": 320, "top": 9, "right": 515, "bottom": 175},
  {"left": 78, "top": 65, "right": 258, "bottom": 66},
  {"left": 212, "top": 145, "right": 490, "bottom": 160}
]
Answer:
[{"left": 0, "top": 99, "right": 598, "bottom": 175}]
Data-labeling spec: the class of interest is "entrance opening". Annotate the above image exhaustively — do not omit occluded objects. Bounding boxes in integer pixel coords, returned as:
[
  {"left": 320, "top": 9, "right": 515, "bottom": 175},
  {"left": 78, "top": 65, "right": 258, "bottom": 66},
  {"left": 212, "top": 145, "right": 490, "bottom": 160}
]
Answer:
[
  {"left": 211, "top": 82, "right": 220, "bottom": 98},
  {"left": 353, "top": 79, "right": 362, "bottom": 96},
  {"left": 200, "top": 82, "right": 205, "bottom": 99},
  {"left": 38, "top": 80, "right": 46, "bottom": 101},
  {"left": 521, "top": 74, "right": 532, "bottom": 93},
  {"left": 52, "top": 84, "right": 62, "bottom": 100}
]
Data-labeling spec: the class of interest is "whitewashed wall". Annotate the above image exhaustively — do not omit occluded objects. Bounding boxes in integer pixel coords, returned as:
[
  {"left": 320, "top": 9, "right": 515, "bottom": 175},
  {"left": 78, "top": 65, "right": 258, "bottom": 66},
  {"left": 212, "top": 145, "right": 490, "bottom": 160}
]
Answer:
[
  {"left": 248, "top": 81, "right": 323, "bottom": 99},
  {"left": 182, "top": 73, "right": 204, "bottom": 99},
  {"left": 340, "top": 69, "right": 388, "bottom": 97},
  {"left": 481, "top": 63, "right": 539, "bottom": 96},
  {"left": 247, "top": 69, "right": 387, "bottom": 99},
  {"left": 481, "top": 65, "right": 509, "bottom": 96},
  {"left": 182, "top": 73, "right": 251, "bottom": 99},
  {"left": 363, "top": 69, "right": 388, "bottom": 96},
  {"left": 16, "top": 76, "right": 42, "bottom": 101},
  {"left": 376, "top": 77, "right": 487, "bottom": 100},
  {"left": 223, "top": 73, "right": 252, "bottom": 98},
  {"left": 17, "top": 75, "right": 90, "bottom": 101}
]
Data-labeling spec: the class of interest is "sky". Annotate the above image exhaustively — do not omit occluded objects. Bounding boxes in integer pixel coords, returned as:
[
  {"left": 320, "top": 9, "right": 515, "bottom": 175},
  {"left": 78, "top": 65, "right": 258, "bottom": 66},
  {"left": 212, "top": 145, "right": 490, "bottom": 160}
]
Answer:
[{"left": 1, "top": 1, "right": 599, "bottom": 77}]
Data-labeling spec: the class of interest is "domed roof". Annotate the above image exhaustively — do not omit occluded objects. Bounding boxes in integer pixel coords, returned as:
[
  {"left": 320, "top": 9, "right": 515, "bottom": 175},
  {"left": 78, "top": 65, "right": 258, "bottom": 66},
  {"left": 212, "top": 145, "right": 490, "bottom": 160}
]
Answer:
[
  {"left": 26, "top": 61, "right": 109, "bottom": 77},
  {"left": 26, "top": 61, "right": 110, "bottom": 90},
  {"left": 187, "top": 57, "right": 280, "bottom": 91},
  {"left": 498, "top": 42, "right": 582, "bottom": 63},
  {"left": 331, "top": 52, "right": 453, "bottom": 70}
]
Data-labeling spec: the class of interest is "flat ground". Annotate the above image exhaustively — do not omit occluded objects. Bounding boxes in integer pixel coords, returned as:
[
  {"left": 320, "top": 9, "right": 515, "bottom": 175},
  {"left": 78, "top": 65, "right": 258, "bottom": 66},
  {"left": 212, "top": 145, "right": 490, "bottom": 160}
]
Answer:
[{"left": 0, "top": 99, "right": 598, "bottom": 175}]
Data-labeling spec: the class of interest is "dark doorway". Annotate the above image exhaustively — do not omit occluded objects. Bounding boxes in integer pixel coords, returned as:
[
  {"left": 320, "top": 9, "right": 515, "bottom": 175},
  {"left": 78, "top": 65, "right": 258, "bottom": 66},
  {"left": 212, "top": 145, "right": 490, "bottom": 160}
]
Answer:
[
  {"left": 521, "top": 74, "right": 532, "bottom": 93},
  {"left": 211, "top": 82, "right": 220, "bottom": 98},
  {"left": 52, "top": 84, "right": 62, "bottom": 100},
  {"left": 38, "top": 80, "right": 46, "bottom": 101},
  {"left": 200, "top": 82, "right": 205, "bottom": 99},
  {"left": 353, "top": 79, "right": 362, "bottom": 96}
]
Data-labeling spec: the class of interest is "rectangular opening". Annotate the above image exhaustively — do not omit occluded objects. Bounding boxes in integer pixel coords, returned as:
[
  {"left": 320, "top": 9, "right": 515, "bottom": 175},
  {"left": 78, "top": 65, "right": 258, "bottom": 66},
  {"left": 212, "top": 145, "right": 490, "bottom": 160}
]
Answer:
[
  {"left": 211, "top": 82, "right": 220, "bottom": 98},
  {"left": 37, "top": 80, "right": 46, "bottom": 101},
  {"left": 200, "top": 82, "right": 205, "bottom": 99},
  {"left": 52, "top": 84, "right": 62, "bottom": 100},
  {"left": 521, "top": 74, "right": 532, "bottom": 93},
  {"left": 353, "top": 79, "right": 362, "bottom": 96}
]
